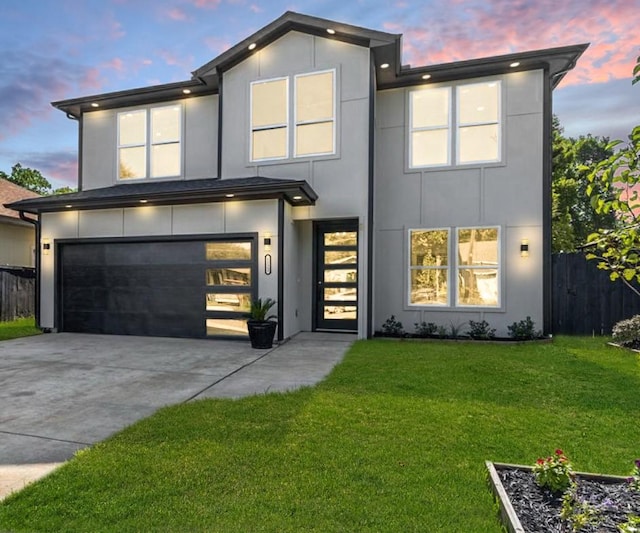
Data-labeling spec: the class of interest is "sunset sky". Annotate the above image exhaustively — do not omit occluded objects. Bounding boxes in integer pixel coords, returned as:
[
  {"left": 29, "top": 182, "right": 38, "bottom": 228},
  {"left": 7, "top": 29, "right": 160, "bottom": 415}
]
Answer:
[{"left": 0, "top": 0, "right": 637, "bottom": 188}]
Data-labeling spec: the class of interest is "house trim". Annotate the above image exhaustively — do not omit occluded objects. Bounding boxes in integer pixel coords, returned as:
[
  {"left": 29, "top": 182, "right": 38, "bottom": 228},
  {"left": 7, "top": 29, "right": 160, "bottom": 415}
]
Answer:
[{"left": 543, "top": 66, "right": 553, "bottom": 335}]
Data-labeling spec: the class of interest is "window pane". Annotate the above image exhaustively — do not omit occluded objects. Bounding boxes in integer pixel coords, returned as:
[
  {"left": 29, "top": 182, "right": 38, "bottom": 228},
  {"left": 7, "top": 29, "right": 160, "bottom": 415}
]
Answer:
[
  {"left": 458, "top": 228, "right": 498, "bottom": 266},
  {"left": 458, "top": 124, "right": 499, "bottom": 164},
  {"left": 296, "top": 121, "right": 334, "bottom": 156},
  {"left": 411, "top": 129, "right": 449, "bottom": 167},
  {"left": 119, "top": 146, "right": 146, "bottom": 179},
  {"left": 325, "top": 251, "right": 357, "bottom": 265},
  {"left": 324, "top": 287, "right": 357, "bottom": 301},
  {"left": 252, "top": 79, "right": 287, "bottom": 128},
  {"left": 410, "top": 230, "right": 448, "bottom": 267},
  {"left": 324, "top": 269, "right": 357, "bottom": 283},
  {"left": 206, "top": 268, "right": 251, "bottom": 286},
  {"left": 151, "top": 143, "right": 180, "bottom": 177},
  {"left": 119, "top": 110, "right": 146, "bottom": 145},
  {"left": 252, "top": 128, "right": 287, "bottom": 160},
  {"left": 324, "top": 232, "right": 357, "bottom": 246},
  {"left": 296, "top": 71, "right": 334, "bottom": 122},
  {"left": 152, "top": 106, "right": 181, "bottom": 143},
  {"left": 206, "top": 318, "right": 248, "bottom": 336},
  {"left": 324, "top": 305, "right": 356, "bottom": 320},
  {"left": 206, "top": 293, "right": 251, "bottom": 312},
  {"left": 206, "top": 242, "right": 252, "bottom": 261},
  {"left": 458, "top": 82, "right": 499, "bottom": 124},
  {"left": 457, "top": 268, "right": 498, "bottom": 306},
  {"left": 410, "top": 269, "right": 448, "bottom": 305},
  {"left": 411, "top": 88, "right": 450, "bottom": 128}
]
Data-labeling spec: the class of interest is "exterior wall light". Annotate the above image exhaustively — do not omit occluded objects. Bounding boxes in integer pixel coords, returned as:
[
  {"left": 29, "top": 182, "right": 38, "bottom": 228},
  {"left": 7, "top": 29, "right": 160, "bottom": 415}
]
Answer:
[
  {"left": 42, "top": 238, "right": 51, "bottom": 255},
  {"left": 520, "top": 239, "right": 529, "bottom": 258},
  {"left": 264, "top": 232, "right": 272, "bottom": 252}
]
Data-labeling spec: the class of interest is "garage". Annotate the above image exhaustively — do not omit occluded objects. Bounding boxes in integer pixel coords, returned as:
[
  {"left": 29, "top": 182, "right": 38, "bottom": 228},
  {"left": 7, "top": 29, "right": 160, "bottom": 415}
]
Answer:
[{"left": 58, "top": 236, "right": 257, "bottom": 338}]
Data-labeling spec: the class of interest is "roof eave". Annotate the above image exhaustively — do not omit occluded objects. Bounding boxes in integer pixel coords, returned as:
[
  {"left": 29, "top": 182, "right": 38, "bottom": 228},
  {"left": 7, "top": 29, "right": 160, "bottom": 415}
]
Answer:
[
  {"left": 377, "top": 42, "right": 590, "bottom": 90},
  {"left": 5, "top": 180, "right": 318, "bottom": 215}
]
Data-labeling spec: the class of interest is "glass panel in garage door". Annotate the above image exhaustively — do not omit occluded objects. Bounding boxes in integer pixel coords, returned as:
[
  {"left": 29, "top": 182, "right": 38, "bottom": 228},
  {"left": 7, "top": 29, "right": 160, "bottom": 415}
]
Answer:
[{"left": 204, "top": 238, "right": 256, "bottom": 338}]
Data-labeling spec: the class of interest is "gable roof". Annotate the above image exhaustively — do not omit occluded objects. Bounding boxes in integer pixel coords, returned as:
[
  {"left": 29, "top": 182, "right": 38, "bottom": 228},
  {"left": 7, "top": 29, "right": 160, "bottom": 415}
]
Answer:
[
  {"left": 51, "top": 11, "right": 588, "bottom": 118},
  {"left": 5, "top": 177, "right": 318, "bottom": 215},
  {"left": 0, "top": 178, "right": 40, "bottom": 223}
]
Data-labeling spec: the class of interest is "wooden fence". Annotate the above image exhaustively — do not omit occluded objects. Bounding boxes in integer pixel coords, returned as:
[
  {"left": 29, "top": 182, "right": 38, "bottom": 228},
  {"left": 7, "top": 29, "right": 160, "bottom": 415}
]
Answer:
[
  {"left": 0, "top": 267, "right": 35, "bottom": 322},
  {"left": 552, "top": 253, "right": 640, "bottom": 335}
]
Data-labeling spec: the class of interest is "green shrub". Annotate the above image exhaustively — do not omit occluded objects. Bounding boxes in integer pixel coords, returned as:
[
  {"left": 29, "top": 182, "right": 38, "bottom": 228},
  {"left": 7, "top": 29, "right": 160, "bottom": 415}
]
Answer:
[
  {"left": 468, "top": 320, "right": 496, "bottom": 340},
  {"left": 612, "top": 315, "right": 640, "bottom": 347},
  {"left": 507, "top": 316, "right": 541, "bottom": 340},
  {"left": 414, "top": 321, "right": 437, "bottom": 337},
  {"left": 381, "top": 315, "right": 405, "bottom": 337}
]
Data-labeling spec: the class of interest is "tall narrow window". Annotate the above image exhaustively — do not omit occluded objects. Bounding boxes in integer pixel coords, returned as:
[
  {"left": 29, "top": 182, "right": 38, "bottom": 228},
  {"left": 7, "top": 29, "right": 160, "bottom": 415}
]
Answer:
[
  {"left": 151, "top": 106, "right": 181, "bottom": 177},
  {"left": 456, "top": 227, "right": 499, "bottom": 307},
  {"left": 457, "top": 81, "right": 500, "bottom": 164},
  {"left": 118, "top": 105, "right": 182, "bottom": 180},
  {"left": 410, "top": 87, "right": 451, "bottom": 167},
  {"left": 251, "top": 78, "right": 288, "bottom": 161},
  {"left": 408, "top": 229, "right": 449, "bottom": 306},
  {"left": 118, "top": 110, "right": 147, "bottom": 179},
  {"left": 295, "top": 70, "right": 335, "bottom": 157}
]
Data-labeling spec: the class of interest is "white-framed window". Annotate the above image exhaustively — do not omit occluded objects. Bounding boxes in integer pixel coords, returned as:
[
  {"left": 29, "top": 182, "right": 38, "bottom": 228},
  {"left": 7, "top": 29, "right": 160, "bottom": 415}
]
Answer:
[
  {"left": 118, "top": 105, "right": 182, "bottom": 180},
  {"left": 408, "top": 226, "right": 500, "bottom": 308},
  {"left": 409, "top": 80, "right": 501, "bottom": 168},
  {"left": 250, "top": 69, "right": 336, "bottom": 162},
  {"left": 250, "top": 77, "right": 289, "bottom": 161}
]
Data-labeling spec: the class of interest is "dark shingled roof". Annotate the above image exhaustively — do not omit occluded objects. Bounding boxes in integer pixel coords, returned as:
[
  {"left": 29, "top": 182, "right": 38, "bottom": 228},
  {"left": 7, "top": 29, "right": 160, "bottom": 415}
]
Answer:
[
  {"left": 0, "top": 178, "right": 40, "bottom": 223},
  {"left": 5, "top": 177, "right": 317, "bottom": 215}
]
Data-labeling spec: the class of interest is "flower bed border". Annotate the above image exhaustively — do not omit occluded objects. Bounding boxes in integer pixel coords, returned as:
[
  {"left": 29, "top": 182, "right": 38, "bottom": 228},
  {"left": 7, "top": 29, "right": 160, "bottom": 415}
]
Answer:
[{"left": 486, "top": 461, "right": 631, "bottom": 533}]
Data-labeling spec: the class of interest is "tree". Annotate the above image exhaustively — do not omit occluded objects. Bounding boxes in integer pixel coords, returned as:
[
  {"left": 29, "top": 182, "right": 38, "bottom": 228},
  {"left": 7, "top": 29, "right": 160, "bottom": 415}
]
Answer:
[
  {"left": 585, "top": 54, "right": 640, "bottom": 296},
  {"left": 0, "top": 163, "right": 52, "bottom": 195},
  {"left": 551, "top": 117, "right": 616, "bottom": 252},
  {"left": 0, "top": 163, "right": 76, "bottom": 196}
]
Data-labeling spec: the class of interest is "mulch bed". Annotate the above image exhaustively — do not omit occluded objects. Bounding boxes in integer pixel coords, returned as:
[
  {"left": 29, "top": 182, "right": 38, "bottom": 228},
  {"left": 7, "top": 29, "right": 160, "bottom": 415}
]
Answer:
[{"left": 496, "top": 467, "right": 640, "bottom": 532}]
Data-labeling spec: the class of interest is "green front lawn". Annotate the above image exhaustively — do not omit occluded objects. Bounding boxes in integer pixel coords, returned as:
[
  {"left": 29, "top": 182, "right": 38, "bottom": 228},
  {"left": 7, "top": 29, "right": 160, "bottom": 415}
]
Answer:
[
  {"left": 0, "top": 316, "right": 41, "bottom": 341},
  {"left": 1, "top": 337, "right": 638, "bottom": 532}
]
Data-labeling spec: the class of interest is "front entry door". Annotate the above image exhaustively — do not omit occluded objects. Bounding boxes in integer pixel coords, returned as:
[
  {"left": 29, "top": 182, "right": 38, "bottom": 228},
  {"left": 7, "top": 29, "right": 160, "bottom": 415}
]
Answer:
[{"left": 314, "top": 220, "right": 358, "bottom": 331}]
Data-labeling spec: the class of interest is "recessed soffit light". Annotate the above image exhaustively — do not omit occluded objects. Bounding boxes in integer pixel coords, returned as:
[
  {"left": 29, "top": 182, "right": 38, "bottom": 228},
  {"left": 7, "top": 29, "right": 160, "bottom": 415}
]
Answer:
[
  {"left": 248, "top": 43, "right": 257, "bottom": 51},
  {"left": 326, "top": 28, "right": 336, "bottom": 35},
  {"left": 225, "top": 193, "right": 235, "bottom": 198},
  {"left": 380, "top": 63, "right": 390, "bottom": 69},
  {"left": 182, "top": 89, "right": 191, "bottom": 94},
  {"left": 510, "top": 61, "right": 520, "bottom": 68},
  {"left": 65, "top": 204, "right": 73, "bottom": 208},
  {"left": 90, "top": 102, "right": 99, "bottom": 108},
  {"left": 139, "top": 199, "right": 148, "bottom": 204},
  {"left": 421, "top": 74, "right": 431, "bottom": 80},
  {"left": 292, "top": 195, "right": 303, "bottom": 201}
]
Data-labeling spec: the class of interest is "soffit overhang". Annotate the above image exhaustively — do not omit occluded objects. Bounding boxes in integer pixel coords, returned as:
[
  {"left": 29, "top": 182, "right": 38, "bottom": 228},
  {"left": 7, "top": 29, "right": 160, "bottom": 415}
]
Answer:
[{"left": 5, "top": 177, "right": 317, "bottom": 215}]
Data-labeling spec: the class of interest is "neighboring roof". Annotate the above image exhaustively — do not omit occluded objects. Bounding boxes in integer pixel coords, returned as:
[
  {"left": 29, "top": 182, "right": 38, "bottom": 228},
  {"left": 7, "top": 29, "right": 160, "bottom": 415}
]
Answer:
[
  {"left": 52, "top": 11, "right": 588, "bottom": 117},
  {"left": 0, "top": 178, "right": 40, "bottom": 224},
  {"left": 5, "top": 177, "right": 318, "bottom": 215}
]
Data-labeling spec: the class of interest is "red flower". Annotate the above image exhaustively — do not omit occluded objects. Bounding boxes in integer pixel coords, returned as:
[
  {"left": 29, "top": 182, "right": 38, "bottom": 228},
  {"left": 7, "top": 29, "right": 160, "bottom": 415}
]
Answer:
[
  {"left": 555, "top": 449, "right": 564, "bottom": 456},
  {"left": 536, "top": 458, "right": 545, "bottom": 465}
]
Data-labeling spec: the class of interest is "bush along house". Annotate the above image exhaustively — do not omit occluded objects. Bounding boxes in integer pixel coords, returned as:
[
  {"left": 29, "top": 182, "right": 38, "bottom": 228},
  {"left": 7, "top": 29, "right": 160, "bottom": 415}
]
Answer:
[{"left": 6, "top": 12, "right": 587, "bottom": 341}]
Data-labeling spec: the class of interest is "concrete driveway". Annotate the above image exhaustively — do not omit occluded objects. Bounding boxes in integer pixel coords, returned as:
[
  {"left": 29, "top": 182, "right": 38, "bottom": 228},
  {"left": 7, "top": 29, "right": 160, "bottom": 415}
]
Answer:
[{"left": 0, "top": 332, "right": 353, "bottom": 466}]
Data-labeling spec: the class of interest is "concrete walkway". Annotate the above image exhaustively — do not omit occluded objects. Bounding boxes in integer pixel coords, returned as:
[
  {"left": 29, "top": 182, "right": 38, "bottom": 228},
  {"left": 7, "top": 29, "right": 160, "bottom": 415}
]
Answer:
[{"left": 0, "top": 331, "right": 354, "bottom": 500}]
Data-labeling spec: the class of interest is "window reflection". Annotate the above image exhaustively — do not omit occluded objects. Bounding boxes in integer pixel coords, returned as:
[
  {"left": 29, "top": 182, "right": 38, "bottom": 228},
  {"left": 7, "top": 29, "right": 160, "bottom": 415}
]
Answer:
[{"left": 206, "top": 268, "right": 251, "bottom": 286}]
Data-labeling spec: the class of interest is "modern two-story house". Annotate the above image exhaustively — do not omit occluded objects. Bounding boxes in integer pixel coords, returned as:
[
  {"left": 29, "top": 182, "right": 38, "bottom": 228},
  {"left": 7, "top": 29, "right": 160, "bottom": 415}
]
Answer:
[{"left": 7, "top": 12, "right": 587, "bottom": 341}]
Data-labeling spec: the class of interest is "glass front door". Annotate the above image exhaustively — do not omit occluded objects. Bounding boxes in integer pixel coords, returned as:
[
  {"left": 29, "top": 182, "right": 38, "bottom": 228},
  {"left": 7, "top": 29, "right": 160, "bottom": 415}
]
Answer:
[{"left": 314, "top": 220, "right": 358, "bottom": 331}]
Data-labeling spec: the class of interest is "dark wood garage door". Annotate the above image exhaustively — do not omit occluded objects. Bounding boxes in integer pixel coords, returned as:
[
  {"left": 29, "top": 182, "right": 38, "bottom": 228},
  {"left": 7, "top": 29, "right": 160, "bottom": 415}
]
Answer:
[{"left": 59, "top": 237, "right": 256, "bottom": 338}]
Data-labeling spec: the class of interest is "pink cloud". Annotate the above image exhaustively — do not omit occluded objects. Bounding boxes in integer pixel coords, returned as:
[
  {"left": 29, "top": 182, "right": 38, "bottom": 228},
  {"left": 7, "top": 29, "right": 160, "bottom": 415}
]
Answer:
[
  {"left": 157, "top": 50, "right": 195, "bottom": 69},
  {"left": 190, "top": 0, "right": 222, "bottom": 8},
  {"left": 205, "top": 36, "right": 233, "bottom": 55},
  {"left": 165, "top": 7, "right": 189, "bottom": 21}
]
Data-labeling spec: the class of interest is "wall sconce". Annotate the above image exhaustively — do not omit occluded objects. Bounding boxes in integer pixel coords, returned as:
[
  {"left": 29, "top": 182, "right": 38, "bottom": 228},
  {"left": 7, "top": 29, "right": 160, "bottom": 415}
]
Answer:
[
  {"left": 520, "top": 239, "right": 529, "bottom": 258},
  {"left": 42, "top": 238, "right": 51, "bottom": 256},
  {"left": 263, "top": 232, "right": 272, "bottom": 253}
]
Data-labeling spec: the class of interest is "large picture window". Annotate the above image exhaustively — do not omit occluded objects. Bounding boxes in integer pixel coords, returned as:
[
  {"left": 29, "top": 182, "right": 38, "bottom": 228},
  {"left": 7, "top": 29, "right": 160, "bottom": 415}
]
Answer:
[
  {"left": 408, "top": 226, "right": 500, "bottom": 308},
  {"left": 250, "top": 70, "right": 335, "bottom": 162},
  {"left": 410, "top": 80, "right": 501, "bottom": 168},
  {"left": 118, "top": 105, "right": 182, "bottom": 180}
]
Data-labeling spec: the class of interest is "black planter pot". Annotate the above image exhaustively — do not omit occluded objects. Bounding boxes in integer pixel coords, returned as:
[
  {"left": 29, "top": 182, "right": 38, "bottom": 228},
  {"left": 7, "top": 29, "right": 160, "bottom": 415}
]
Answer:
[{"left": 247, "top": 320, "right": 277, "bottom": 349}]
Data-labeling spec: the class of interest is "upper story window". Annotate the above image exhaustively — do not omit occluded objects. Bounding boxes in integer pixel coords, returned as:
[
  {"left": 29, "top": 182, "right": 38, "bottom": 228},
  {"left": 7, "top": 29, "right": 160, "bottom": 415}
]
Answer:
[
  {"left": 118, "top": 105, "right": 182, "bottom": 180},
  {"left": 408, "top": 226, "right": 500, "bottom": 308},
  {"left": 250, "top": 69, "right": 335, "bottom": 162},
  {"left": 409, "top": 80, "right": 501, "bottom": 169}
]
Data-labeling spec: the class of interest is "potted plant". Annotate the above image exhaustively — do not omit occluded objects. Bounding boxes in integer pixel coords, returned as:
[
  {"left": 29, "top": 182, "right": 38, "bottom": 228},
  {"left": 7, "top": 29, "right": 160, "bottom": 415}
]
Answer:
[{"left": 246, "top": 297, "right": 278, "bottom": 349}]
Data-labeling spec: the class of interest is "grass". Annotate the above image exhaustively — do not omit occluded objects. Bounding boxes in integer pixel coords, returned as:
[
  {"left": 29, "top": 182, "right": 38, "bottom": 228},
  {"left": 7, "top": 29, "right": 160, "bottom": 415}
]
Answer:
[
  {"left": 1, "top": 336, "right": 639, "bottom": 532},
  {"left": 0, "top": 316, "right": 41, "bottom": 341}
]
